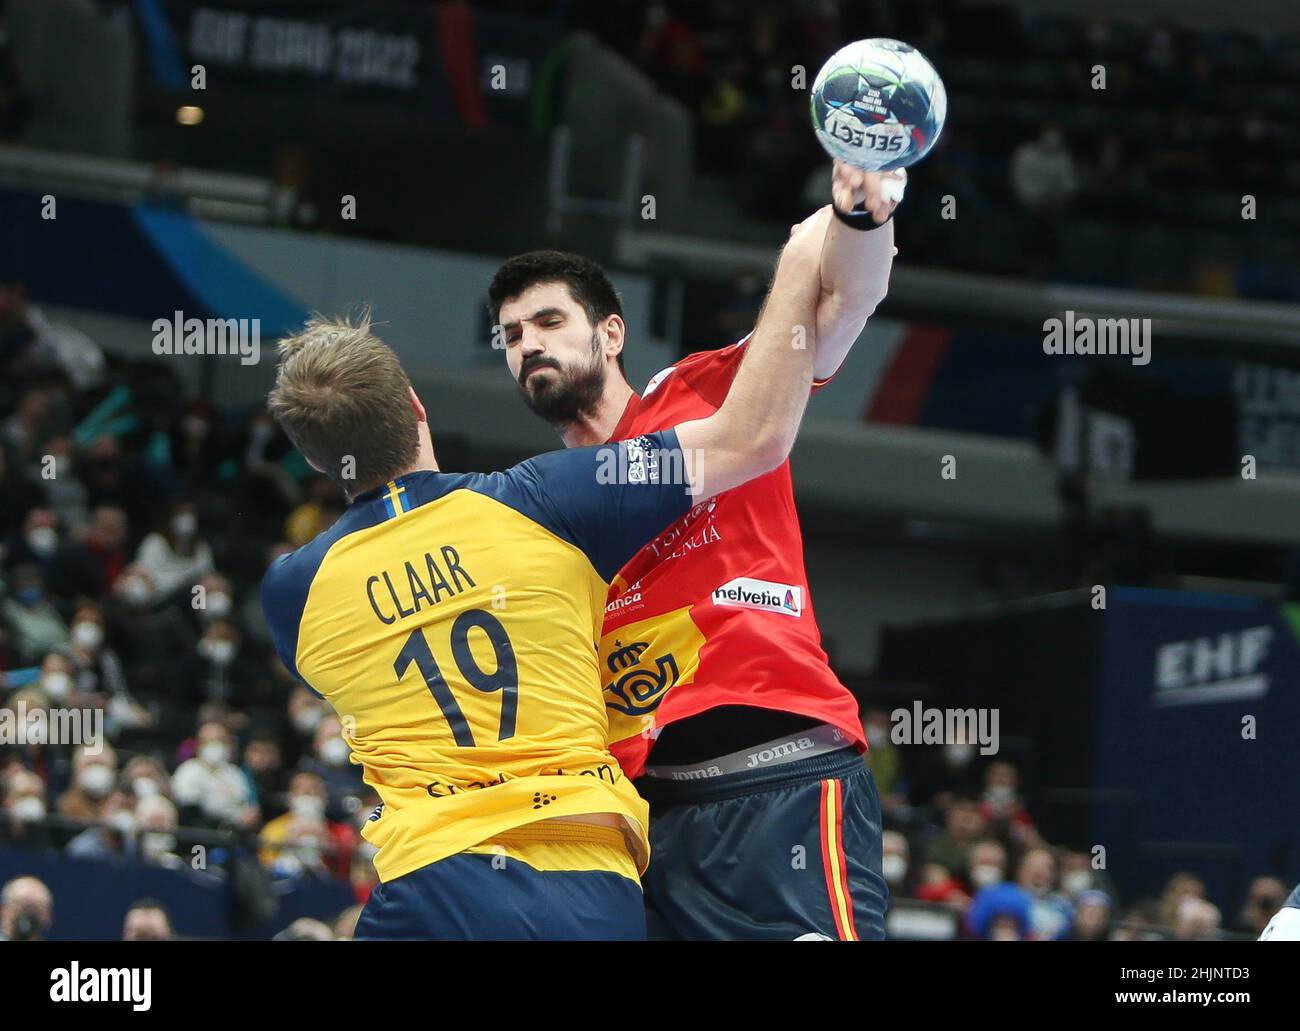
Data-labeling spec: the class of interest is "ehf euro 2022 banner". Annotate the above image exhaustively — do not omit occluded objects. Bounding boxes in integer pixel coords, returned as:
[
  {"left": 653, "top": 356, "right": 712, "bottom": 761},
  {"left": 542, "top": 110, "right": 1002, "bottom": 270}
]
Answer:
[
  {"left": 130, "top": 0, "right": 563, "bottom": 127},
  {"left": 1092, "top": 588, "right": 1300, "bottom": 903}
]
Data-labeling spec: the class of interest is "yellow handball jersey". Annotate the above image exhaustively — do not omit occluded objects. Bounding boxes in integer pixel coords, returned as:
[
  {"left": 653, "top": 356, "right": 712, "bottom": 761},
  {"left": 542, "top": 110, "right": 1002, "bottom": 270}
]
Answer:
[{"left": 261, "top": 430, "right": 692, "bottom": 883}]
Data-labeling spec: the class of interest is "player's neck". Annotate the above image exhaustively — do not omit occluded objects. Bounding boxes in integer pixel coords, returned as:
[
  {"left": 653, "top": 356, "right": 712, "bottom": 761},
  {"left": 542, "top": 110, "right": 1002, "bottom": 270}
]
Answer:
[{"left": 556, "top": 378, "right": 634, "bottom": 449}]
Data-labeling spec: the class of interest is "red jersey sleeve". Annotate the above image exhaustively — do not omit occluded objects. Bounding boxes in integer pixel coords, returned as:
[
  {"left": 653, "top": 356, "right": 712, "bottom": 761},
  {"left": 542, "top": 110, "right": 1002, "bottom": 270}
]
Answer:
[{"left": 676, "top": 333, "right": 837, "bottom": 408}]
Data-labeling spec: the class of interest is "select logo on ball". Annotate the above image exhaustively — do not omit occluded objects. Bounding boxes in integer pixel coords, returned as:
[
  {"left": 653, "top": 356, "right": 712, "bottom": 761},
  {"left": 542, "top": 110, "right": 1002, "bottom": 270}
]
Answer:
[{"left": 811, "top": 37, "right": 947, "bottom": 172}]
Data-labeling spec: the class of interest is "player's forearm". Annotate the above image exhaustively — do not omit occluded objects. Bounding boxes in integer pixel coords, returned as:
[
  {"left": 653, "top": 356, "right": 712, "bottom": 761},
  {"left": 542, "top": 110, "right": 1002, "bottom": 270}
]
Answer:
[
  {"left": 677, "top": 228, "right": 821, "bottom": 495},
  {"left": 813, "top": 215, "right": 895, "bottom": 381}
]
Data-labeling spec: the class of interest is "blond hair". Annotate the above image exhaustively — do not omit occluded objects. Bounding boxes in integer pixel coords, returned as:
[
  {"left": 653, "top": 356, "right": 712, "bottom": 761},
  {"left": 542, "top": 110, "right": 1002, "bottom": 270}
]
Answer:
[{"left": 267, "top": 313, "right": 420, "bottom": 496}]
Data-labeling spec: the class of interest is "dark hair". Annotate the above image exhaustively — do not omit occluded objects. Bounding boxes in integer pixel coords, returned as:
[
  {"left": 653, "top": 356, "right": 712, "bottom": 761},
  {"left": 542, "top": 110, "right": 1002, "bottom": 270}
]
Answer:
[{"left": 487, "top": 251, "right": 625, "bottom": 374}]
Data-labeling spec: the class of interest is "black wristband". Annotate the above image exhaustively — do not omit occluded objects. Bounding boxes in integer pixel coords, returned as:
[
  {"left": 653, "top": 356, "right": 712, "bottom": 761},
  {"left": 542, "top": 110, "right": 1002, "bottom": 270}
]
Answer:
[{"left": 832, "top": 201, "right": 892, "bottom": 230}]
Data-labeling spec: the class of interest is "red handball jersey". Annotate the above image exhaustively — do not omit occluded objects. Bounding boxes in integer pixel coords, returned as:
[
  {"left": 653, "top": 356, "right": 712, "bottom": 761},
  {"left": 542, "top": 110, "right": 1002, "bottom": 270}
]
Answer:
[{"left": 600, "top": 338, "right": 867, "bottom": 778}]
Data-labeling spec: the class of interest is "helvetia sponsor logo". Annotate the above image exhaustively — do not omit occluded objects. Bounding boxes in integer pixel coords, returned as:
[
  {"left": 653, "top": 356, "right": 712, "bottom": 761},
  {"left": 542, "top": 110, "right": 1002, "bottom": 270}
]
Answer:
[{"left": 711, "top": 577, "right": 803, "bottom": 616}]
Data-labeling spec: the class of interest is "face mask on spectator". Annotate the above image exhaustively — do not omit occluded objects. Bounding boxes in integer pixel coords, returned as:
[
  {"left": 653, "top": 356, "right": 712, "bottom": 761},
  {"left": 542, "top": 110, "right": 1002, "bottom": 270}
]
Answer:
[
  {"left": 71, "top": 621, "right": 104, "bottom": 651},
  {"left": 11, "top": 908, "right": 50, "bottom": 941},
  {"left": 882, "top": 854, "right": 907, "bottom": 883},
  {"left": 132, "top": 776, "right": 161, "bottom": 799},
  {"left": 25, "top": 526, "right": 58, "bottom": 556},
  {"left": 199, "top": 741, "right": 230, "bottom": 766},
  {"left": 866, "top": 725, "right": 886, "bottom": 748},
  {"left": 119, "top": 576, "right": 151, "bottom": 606},
  {"left": 106, "top": 810, "right": 136, "bottom": 836},
  {"left": 985, "top": 785, "right": 1015, "bottom": 806},
  {"left": 944, "top": 743, "right": 975, "bottom": 767},
  {"left": 141, "top": 832, "right": 176, "bottom": 857},
  {"left": 11, "top": 796, "right": 46, "bottom": 823},
  {"left": 200, "top": 639, "right": 236, "bottom": 666},
  {"left": 971, "top": 863, "right": 1004, "bottom": 888},
  {"left": 172, "top": 512, "right": 198, "bottom": 538},
  {"left": 79, "top": 763, "right": 115, "bottom": 798},
  {"left": 291, "top": 794, "right": 326, "bottom": 820},
  {"left": 1064, "top": 871, "right": 1092, "bottom": 896},
  {"left": 292, "top": 707, "right": 324, "bottom": 735},
  {"left": 319, "top": 738, "right": 350, "bottom": 766},
  {"left": 206, "top": 592, "right": 233, "bottom": 619},
  {"left": 41, "top": 671, "right": 72, "bottom": 700},
  {"left": 17, "top": 585, "right": 43, "bottom": 607}
]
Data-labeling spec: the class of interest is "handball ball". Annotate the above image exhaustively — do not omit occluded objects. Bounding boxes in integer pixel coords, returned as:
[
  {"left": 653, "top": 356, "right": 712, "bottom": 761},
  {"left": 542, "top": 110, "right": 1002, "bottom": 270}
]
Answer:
[{"left": 810, "top": 38, "right": 947, "bottom": 172}]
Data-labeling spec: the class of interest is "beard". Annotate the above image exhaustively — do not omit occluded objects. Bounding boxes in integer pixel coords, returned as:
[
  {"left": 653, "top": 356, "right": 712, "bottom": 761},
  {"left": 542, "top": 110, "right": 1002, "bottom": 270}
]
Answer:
[{"left": 517, "top": 332, "right": 607, "bottom": 425}]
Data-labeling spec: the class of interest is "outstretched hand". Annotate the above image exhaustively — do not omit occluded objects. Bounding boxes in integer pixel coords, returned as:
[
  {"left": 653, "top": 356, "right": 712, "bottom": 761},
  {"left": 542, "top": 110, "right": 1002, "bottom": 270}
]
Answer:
[{"left": 831, "top": 161, "right": 907, "bottom": 223}]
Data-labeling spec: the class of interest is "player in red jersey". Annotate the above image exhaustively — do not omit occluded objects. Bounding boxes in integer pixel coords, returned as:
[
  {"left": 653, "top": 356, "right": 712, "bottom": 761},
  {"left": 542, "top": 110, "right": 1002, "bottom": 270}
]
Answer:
[{"left": 489, "top": 165, "right": 901, "bottom": 939}]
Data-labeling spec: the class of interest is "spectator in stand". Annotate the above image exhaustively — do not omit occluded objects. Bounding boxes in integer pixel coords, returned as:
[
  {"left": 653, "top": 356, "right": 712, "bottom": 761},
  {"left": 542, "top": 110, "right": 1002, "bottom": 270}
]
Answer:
[
  {"left": 259, "top": 771, "right": 358, "bottom": 880},
  {"left": 1068, "top": 889, "right": 1113, "bottom": 941},
  {"left": 6, "top": 506, "right": 61, "bottom": 576},
  {"left": 51, "top": 505, "right": 129, "bottom": 599},
  {"left": 36, "top": 651, "right": 78, "bottom": 707},
  {"left": 286, "top": 684, "right": 328, "bottom": 744},
  {"left": 66, "top": 787, "right": 138, "bottom": 861},
  {"left": 135, "top": 795, "right": 183, "bottom": 869},
  {"left": 881, "top": 829, "right": 910, "bottom": 897},
  {"left": 169, "top": 400, "right": 223, "bottom": 489},
  {"left": 977, "top": 761, "right": 1038, "bottom": 847},
  {"left": 65, "top": 601, "right": 151, "bottom": 737},
  {"left": 193, "top": 572, "right": 236, "bottom": 628},
  {"left": 967, "top": 882, "right": 1033, "bottom": 941},
  {"left": 122, "top": 899, "right": 174, "bottom": 941},
  {"left": 0, "top": 876, "right": 53, "bottom": 941},
  {"left": 174, "top": 617, "right": 257, "bottom": 711},
  {"left": 242, "top": 731, "right": 289, "bottom": 820},
  {"left": 966, "top": 839, "right": 1009, "bottom": 893},
  {"left": 1010, "top": 123, "right": 1079, "bottom": 213},
  {"left": 300, "top": 714, "right": 365, "bottom": 821},
  {"left": 170, "top": 720, "right": 257, "bottom": 830},
  {"left": 1173, "top": 896, "right": 1222, "bottom": 940},
  {"left": 1057, "top": 848, "right": 1113, "bottom": 902},
  {"left": 1016, "top": 847, "right": 1074, "bottom": 940},
  {"left": 923, "top": 797, "right": 987, "bottom": 876},
  {"left": 121, "top": 755, "right": 173, "bottom": 803},
  {"left": 1156, "top": 871, "right": 1206, "bottom": 929},
  {"left": 914, "top": 862, "right": 970, "bottom": 908},
  {"left": 1010, "top": 122, "right": 1078, "bottom": 275},
  {"left": 0, "top": 767, "right": 54, "bottom": 851},
  {"left": 3, "top": 564, "right": 68, "bottom": 664},
  {"left": 134, "top": 499, "right": 214, "bottom": 604},
  {"left": 55, "top": 742, "right": 117, "bottom": 824},
  {"left": 1237, "top": 875, "right": 1288, "bottom": 938}
]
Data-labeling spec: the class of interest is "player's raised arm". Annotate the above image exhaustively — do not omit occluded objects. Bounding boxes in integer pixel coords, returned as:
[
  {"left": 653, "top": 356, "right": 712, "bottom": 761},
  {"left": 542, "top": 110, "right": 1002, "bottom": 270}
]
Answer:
[
  {"left": 673, "top": 208, "right": 827, "bottom": 499},
  {"left": 810, "top": 162, "right": 902, "bottom": 382}
]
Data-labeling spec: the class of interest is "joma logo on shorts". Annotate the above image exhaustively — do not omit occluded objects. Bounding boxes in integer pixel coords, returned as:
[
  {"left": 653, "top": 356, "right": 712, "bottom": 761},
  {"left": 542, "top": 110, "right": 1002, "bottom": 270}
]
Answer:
[
  {"left": 746, "top": 736, "right": 814, "bottom": 768},
  {"left": 670, "top": 765, "right": 723, "bottom": 780}
]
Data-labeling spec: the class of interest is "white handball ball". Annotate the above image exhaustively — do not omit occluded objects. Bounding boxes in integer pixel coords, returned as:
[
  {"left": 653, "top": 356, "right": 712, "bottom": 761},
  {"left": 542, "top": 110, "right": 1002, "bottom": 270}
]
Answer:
[{"left": 810, "top": 38, "right": 947, "bottom": 172}]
